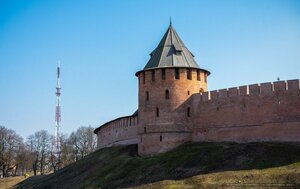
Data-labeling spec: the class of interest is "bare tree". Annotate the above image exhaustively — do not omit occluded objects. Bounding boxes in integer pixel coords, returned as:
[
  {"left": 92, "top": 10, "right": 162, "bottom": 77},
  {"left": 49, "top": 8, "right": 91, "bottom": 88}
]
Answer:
[
  {"left": 49, "top": 133, "right": 70, "bottom": 172},
  {"left": 59, "top": 134, "right": 74, "bottom": 167},
  {"left": 69, "top": 126, "right": 96, "bottom": 161},
  {"left": 0, "top": 125, "right": 23, "bottom": 177},
  {"left": 0, "top": 125, "right": 97, "bottom": 177},
  {"left": 15, "top": 144, "right": 32, "bottom": 176},
  {"left": 26, "top": 134, "right": 38, "bottom": 176},
  {"left": 38, "top": 130, "right": 51, "bottom": 175},
  {"left": 26, "top": 130, "right": 51, "bottom": 175},
  {"left": 69, "top": 132, "right": 80, "bottom": 161}
]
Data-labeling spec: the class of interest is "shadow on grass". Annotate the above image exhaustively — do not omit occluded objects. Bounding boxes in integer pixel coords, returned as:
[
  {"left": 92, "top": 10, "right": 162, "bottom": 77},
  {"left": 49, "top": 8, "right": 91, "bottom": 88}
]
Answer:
[{"left": 14, "top": 142, "right": 300, "bottom": 189}]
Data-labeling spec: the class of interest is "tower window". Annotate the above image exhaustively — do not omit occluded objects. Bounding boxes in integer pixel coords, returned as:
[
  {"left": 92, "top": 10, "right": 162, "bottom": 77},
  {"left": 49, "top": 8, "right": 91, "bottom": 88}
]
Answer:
[
  {"left": 197, "top": 70, "right": 200, "bottom": 81},
  {"left": 175, "top": 68, "right": 180, "bottom": 79},
  {"left": 162, "top": 69, "right": 166, "bottom": 80},
  {"left": 152, "top": 70, "right": 155, "bottom": 82},
  {"left": 188, "top": 91, "right": 190, "bottom": 95},
  {"left": 160, "top": 135, "right": 162, "bottom": 142},
  {"left": 156, "top": 107, "right": 159, "bottom": 117},
  {"left": 146, "top": 91, "right": 149, "bottom": 101},
  {"left": 143, "top": 72, "right": 145, "bottom": 84},
  {"left": 165, "top": 89, "right": 169, "bottom": 99},
  {"left": 187, "top": 69, "right": 192, "bottom": 80},
  {"left": 204, "top": 73, "right": 207, "bottom": 83},
  {"left": 187, "top": 107, "right": 191, "bottom": 117},
  {"left": 144, "top": 127, "right": 147, "bottom": 133}
]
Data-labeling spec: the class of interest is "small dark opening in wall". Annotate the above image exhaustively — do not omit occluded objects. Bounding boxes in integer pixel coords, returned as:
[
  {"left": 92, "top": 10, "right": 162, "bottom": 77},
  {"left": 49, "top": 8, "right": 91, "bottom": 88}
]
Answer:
[
  {"left": 162, "top": 68, "right": 166, "bottom": 80},
  {"left": 187, "top": 69, "right": 192, "bottom": 80},
  {"left": 160, "top": 135, "right": 162, "bottom": 142},
  {"left": 200, "top": 88, "right": 204, "bottom": 93},
  {"left": 188, "top": 90, "right": 190, "bottom": 95},
  {"left": 144, "top": 127, "right": 146, "bottom": 133},
  {"left": 146, "top": 91, "right": 149, "bottom": 101},
  {"left": 156, "top": 107, "right": 159, "bottom": 117},
  {"left": 187, "top": 107, "right": 191, "bottom": 117},
  {"left": 152, "top": 70, "right": 155, "bottom": 82},
  {"left": 143, "top": 72, "right": 145, "bottom": 84},
  {"left": 175, "top": 68, "right": 180, "bottom": 79},
  {"left": 165, "top": 89, "right": 169, "bottom": 99},
  {"left": 197, "top": 70, "right": 200, "bottom": 81},
  {"left": 204, "top": 73, "right": 207, "bottom": 83}
]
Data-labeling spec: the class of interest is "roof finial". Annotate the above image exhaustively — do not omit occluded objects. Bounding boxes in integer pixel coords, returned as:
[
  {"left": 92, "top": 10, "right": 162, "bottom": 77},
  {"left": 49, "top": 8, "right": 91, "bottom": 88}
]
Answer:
[{"left": 170, "top": 17, "right": 172, "bottom": 26}]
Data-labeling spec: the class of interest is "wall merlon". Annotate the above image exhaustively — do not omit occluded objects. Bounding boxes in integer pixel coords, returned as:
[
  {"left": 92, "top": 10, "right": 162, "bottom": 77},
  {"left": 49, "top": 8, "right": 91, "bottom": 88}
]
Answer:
[
  {"left": 287, "top": 79, "right": 300, "bottom": 91},
  {"left": 219, "top": 89, "right": 228, "bottom": 99},
  {"left": 228, "top": 87, "right": 239, "bottom": 97},
  {"left": 274, "top": 81, "right": 287, "bottom": 91},
  {"left": 239, "top": 85, "right": 249, "bottom": 95},
  {"left": 210, "top": 90, "right": 218, "bottom": 100},
  {"left": 202, "top": 91, "right": 210, "bottom": 101},
  {"left": 249, "top": 84, "right": 260, "bottom": 95},
  {"left": 260, "top": 82, "right": 273, "bottom": 95}
]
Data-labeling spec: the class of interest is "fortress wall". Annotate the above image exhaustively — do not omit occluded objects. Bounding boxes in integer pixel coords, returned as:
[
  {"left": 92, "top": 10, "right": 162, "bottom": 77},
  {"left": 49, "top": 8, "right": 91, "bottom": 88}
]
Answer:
[
  {"left": 192, "top": 79, "right": 300, "bottom": 142},
  {"left": 96, "top": 115, "right": 138, "bottom": 149}
]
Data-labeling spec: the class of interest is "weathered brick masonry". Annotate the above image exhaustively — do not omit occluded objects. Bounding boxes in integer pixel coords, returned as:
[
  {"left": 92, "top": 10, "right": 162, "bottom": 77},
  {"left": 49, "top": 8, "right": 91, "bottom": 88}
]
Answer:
[
  {"left": 192, "top": 80, "right": 300, "bottom": 143},
  {"left": 95, "top": 115, "right": 138, "bottom": 148},
  {"left": 137, "top": 68, "right": 208, "bottom": 155},
  {"left": 94, "top": 24, "right": 300, "bottom": 156}
]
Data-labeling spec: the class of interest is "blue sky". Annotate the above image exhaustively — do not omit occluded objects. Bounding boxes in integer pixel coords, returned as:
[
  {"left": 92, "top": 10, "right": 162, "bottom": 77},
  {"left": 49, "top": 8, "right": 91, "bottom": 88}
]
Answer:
[{"left": 0, "top": 0, "right": 299, "bottom": 139}]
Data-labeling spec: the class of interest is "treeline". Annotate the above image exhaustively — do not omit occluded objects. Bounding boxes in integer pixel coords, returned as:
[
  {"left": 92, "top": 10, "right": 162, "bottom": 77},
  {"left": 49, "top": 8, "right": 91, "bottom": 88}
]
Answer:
[{"left": 0, "top": 125, "right": 96, "bottom": 177}]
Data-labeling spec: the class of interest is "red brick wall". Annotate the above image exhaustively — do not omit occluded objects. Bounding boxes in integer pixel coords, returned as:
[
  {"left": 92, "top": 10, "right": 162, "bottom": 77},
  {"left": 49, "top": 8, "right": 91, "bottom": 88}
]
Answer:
[
  {"left": 95, "top": 76, "right": 300, "bottom": 156},
  {"left": 137, "top": 68, "right": 208, "bottom": 155},
  {"left": 96, "top": 115, "right": 138, "bottom": 148},
  {"left": 191, "top": 80, "right": 300, "bottom": 142}
]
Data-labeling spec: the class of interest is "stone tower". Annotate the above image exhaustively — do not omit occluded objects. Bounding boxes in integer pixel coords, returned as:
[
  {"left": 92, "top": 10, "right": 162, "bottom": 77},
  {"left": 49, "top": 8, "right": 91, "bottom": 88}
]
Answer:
[{"left": 136, "top": 23, "right": 210, "bottom": 155}]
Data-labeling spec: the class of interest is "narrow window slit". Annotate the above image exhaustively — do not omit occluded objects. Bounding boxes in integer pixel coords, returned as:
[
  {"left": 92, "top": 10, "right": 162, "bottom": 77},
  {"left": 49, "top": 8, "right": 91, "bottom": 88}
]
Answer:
[
  {"left": 162, "top": 69, "right": 166, "bottom": 80},
  {"left": 175, "top": 68, "right": 180, "bottom": 79},
  {"left": 165, "top": 89, "right": 170, "bottom": 99}
]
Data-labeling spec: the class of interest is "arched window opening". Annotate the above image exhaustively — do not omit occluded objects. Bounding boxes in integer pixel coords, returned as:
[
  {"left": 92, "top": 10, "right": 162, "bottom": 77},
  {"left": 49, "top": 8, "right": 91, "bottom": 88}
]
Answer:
[
  {"left": 162, "top": 68, "right": 166, "bottom": 80},
  {"left": 187, "top": 107, "right": 191, "bottom": 117},
  {"left": 187, "top": 69, "right": 192, "bottom": 80},
  {"left": 160, "top": 135, "right": 162, "bottom": 142},
  {"left": 165, "top": 89, "right": 170, "bottom": 99},
  {"left": 156, "top": 107, "right": 159, "bottom": 117},
  {"left": 152, "top": 70, "right": 155, "bottom": 82},
  {"left": 200, "top": 88, "right": 204, "bottom": 93},
  {"left": 188, "top": 90, "right": 190, "bottom": 95},
  {"left": 146, "top": 91, "right": 149, "bottom": 101},
  {"left": 175, "top": 68, "right": 180, "bottom": 79}
]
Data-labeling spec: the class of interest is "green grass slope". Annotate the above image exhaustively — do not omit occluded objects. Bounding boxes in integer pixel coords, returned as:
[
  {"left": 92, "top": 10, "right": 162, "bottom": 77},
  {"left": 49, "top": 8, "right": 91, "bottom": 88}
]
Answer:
[{"left": 15, "top": 142, "right": 300, "bottom": 189}]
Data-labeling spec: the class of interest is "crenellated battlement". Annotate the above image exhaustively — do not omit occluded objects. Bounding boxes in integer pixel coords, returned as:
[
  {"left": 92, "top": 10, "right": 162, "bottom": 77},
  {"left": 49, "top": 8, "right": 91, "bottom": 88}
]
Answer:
[
  {"left": 95, "top": 115, "right": 138, "bottom": 148},
  {"left": 192, "top": 79, "right": 300, "bottom": 144},
  {"left": 199, "top": 79, "right": 300, "bottom": 102}
]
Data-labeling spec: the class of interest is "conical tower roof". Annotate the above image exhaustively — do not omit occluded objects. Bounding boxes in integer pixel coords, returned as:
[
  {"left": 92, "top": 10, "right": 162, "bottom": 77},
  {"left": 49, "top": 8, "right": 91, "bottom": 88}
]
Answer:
[{"left": 136, "top": 23, "right": 210, "bottom": 76}]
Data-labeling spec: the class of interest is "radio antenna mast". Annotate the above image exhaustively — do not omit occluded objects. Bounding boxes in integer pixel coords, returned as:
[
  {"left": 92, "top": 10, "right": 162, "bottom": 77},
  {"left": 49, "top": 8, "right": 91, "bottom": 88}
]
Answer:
[{"left": 54, "top": 61, "right": 62, "bottom": 157}]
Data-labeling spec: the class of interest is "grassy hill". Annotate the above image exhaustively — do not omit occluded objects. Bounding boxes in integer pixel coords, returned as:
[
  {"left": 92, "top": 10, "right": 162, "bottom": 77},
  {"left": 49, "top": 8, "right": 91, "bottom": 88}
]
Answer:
[{"left": 14, "top": 142, "right": 300, "bottom": 189}]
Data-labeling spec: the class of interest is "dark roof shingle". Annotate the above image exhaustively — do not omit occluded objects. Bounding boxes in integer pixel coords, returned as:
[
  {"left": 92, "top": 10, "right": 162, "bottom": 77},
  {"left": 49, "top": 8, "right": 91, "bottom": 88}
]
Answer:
[{"left": 143, "top": 24, "right": 202, "bottom": 70}]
